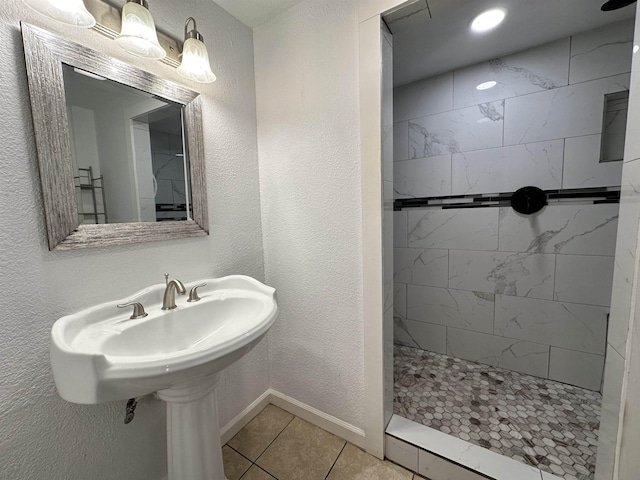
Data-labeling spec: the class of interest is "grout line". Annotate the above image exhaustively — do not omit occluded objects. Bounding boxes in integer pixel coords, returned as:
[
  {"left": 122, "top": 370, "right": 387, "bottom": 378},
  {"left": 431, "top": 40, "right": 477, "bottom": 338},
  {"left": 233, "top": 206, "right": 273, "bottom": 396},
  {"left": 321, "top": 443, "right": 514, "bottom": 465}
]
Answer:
[
  {"left": 227, "top": 445, "right": 255, "bottom": 466},
  {"left": 405, "top": 208, "right": 409, "bottom": 247},
  {"left": 444, "top": 325, "right": 449, "bottom": 356},
  {"left": 446, "top": 248, "right": 451, "bottom": 288},
  {"left": 560, "top": 138, "right": 566, "bottom": 189},
  {"left": 236, "top": 464, "right": 254, "bottom": 480},
  {"left": 405, "top": 120, "right": 410, "bottom": 162},
  {"left": 502, "top": 99, "right": 505, "bottom": 147},
  {"left": 253, "top": 414, "right": 296, "bottom": 465},
  {"left": 568, "top": 35, "right": 572, "bottom": 86},
  {"left": 492, "top": 290, "right": 497, "bottom": 335},
  {"left": 552, "top": 253, "right": 558, "bottom": 301},
  {"left": 449, "top": 153, "right": 453, "bottom": 196},
  {"left": 253, "top": 465, "right": 278, "bottom": 480},
  {"left": 451, "top": 70, "right": 455, "bottom": 110},
  {"left": 323, "top": 442, "right": 348, "bottom": 480}
]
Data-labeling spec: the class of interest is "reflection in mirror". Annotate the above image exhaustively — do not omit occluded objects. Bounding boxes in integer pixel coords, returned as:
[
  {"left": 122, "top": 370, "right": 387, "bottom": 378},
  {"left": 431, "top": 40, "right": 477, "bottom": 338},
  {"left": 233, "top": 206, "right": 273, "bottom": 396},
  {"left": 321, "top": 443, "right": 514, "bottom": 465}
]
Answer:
[
  {"left": 22, "top": 23, "right": 208, "bottom": 250},
  {"left": 63, "top": 65, "right": 192, "bottom": 225}
]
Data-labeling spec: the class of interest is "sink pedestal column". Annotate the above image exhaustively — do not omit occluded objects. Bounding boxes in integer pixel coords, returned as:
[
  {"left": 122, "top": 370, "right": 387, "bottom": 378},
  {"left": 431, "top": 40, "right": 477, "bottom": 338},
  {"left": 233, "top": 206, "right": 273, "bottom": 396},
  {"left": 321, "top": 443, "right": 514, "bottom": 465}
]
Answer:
[{"left": 157, "top": 373, "right": 228, "bottom": 480}]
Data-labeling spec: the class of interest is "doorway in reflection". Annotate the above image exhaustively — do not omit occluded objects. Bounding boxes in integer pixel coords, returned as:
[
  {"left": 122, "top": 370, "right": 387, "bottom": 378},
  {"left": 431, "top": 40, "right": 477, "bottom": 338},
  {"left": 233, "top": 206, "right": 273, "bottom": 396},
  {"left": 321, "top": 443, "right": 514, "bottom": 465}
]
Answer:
[{"left": 63, "top": 64, "right": 191, "bottom": 224}]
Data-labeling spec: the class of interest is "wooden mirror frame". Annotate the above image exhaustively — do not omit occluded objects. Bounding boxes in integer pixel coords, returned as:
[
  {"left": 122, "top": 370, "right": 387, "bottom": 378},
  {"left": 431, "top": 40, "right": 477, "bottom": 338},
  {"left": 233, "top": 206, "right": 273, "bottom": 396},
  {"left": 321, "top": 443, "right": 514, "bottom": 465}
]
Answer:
[{"left": 21, "top": 23, "right": 209, "bottom": 250}]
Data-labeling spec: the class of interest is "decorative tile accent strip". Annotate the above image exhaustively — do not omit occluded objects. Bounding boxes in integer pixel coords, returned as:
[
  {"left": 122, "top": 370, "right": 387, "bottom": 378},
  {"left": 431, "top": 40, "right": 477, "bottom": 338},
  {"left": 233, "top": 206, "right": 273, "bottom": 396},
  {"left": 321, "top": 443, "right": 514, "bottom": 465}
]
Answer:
[
  {"left": 394, "top": 345, "right": 601, "bottom": 479},
  {"left": 394, "top": 187, "right": 620, "bottom": 211}
]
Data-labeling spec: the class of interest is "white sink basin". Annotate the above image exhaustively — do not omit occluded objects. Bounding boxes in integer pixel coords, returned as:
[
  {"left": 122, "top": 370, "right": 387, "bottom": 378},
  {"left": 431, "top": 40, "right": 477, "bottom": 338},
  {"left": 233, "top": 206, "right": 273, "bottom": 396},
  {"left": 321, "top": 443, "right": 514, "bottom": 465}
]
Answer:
[{"left": 51, "top": 275, "right": 278, "bottom": 404}]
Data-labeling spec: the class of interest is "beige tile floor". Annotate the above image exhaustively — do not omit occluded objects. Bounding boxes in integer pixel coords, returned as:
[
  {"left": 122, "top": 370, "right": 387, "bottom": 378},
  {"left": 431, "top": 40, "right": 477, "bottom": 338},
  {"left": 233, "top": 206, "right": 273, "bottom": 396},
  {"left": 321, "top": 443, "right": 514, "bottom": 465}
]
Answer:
[{"left": 223, "top": 404, "right": 424, "bottom": 480}]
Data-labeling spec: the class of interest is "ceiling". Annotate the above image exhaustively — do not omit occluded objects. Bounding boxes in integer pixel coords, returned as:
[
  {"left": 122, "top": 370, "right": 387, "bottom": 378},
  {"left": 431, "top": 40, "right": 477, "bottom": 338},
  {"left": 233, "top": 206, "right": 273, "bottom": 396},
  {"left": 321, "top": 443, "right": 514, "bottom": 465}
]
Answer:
[
  {"left": 385, "top": 0, "right": 636, "bottom": 86},
  {"left": 213, "top": 0, "right": 306, "bottom": 28}
]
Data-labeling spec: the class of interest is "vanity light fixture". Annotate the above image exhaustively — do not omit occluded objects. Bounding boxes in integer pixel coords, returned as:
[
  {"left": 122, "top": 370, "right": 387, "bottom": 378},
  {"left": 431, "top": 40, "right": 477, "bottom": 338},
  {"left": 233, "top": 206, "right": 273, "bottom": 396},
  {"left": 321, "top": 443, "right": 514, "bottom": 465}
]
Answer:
[
  {"left": 470, "top": 8, "right": 507, "bottom": 33},
  {"left": 115, "top": 0, "right": 166, "bottom": 60},
  {"left": 176, "top": 17, "right": 217, "bottom": 84},
  {"left": 23, "top": 0, "right": 96, "bottom": 28},
  {"left": 476, "top": 80, "right": 497, "bottom": 90}
]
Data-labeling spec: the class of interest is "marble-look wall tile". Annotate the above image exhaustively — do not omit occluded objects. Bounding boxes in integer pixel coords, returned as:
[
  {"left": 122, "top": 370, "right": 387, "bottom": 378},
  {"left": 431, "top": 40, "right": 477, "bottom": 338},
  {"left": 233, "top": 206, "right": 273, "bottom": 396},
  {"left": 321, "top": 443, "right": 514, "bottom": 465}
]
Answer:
[
  {"left": 408, "top": 208, "right": 499, "bottom": 251},
  {"left": 418, "top": 449, "right": 487, "bottom": 480},
  {"left": 448, "top": 250, "right": 555, "bottom": 299},
  {"left": 394, "top": 122, "right": 409, "bottom": 162},
  {"left": 409, "top": 101, "right": 504, "bottom": 159},
  {"left": 562, "top": 134, "right": 623, "bottom": 189},
  {"left": 384, "top": 236, "right": 394, "bottom": 313},
  {"left": 549, "top": 347, "right": 605, "bottom": 391},
  {"left": 156, "top": 179, "right": 174, "bottom": 204},
  {"left": 152, "top": 156, "right": 186, "bottom": 183},
  {"left": 495, "top": 295, "right": 608, "bottom": 355},
  {"left": 383, "top": 125, "right": 393, "bottom": 182},
  {"left": 624, "top": 72, "right": 640, "bottom": 161},
  {"left": 394, "top": 155, "right": 452, "bottom": 199},
  {"left": 569, "top": 19, "right": 635, "bottom": 85},
  {"left": 594, "top": 345, "right": 625, "bottom": 479},
  {"left": 385, "top": 435, "right": 418, "bottom": 473},
  {"left": 446, "top": 328, "right": 550, "bottom": 378},
  {"left": 498, "top": 204, "right": 619, "bottom": 255},
  {"left": 384, "top": 280, "right": 393, "bottom": 314},
  {"left": 394, "top": 211, "right": 408, "bottom": 248},
  {"left": 453, "top": 38, "right": 570, "bottom": 108},
  {"left": 394, "top": 248, "right": 448, "bottom": 287},
  {"left": 608, "top": 159, "right": 640, "bottom": 356},
  {"left": 451, "top": 140, "right": 563, "bottom": 195},
  {"left": 384, "top": 181, "right": 394, "bottom": 211},
  {"left": 504, "top": 74, "right": 630, "bottom": 145},
  {"left": 394, "top": 283, "right": 407, "bottom": 318},
  {"left": 394, "top": 317, "right": 447, "bottom": 354},
  {"left": 554, "top": 254, "right": 615, "bottom": 307},
  {"left": 406, "top": 285, "right": 494, "bottom": 334},
  {"left": 394, "top": 72, "right": 453, "bottom": 122}
]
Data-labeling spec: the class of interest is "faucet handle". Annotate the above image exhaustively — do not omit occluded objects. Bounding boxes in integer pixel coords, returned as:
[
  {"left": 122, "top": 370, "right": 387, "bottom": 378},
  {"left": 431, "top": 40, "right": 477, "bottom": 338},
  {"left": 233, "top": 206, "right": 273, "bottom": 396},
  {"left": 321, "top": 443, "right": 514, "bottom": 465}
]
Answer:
[
  {"left": 117, "top": 302, "right": 148, "bottom": 320},
  {"left": 164, "top": 273, "right": 169, "bottom": 286},
  {"left": 187, "top": 283, "right": 207, "bottom": 303}
]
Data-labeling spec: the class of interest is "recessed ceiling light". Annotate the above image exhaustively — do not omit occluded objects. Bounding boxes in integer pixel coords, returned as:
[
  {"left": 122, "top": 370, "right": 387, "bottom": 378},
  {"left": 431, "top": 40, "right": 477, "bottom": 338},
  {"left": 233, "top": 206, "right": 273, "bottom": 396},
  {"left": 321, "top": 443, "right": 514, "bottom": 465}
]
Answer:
[
  {"left": 471, "top": 8, "right": 507, "bottom": 33},
  {"left": 476, "top": 81, "right": 497, "bottom": 90}
]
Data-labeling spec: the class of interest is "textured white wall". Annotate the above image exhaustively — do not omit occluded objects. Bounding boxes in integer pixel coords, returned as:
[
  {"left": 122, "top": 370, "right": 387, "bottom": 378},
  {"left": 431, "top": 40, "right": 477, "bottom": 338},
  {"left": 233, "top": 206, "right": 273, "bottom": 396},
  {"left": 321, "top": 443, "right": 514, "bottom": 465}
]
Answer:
[
  {"left": 254, "top": 0, "right": 365, "bottom": 429},
  {"left": 0, "top": 1, "right": 267, "bottom": 479}
]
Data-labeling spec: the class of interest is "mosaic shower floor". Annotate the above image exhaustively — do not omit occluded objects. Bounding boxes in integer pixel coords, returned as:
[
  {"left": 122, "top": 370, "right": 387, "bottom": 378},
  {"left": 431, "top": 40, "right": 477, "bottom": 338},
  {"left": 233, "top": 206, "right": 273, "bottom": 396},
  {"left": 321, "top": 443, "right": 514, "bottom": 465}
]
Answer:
[{"left": 394, "top": 345, "right": 602, "bottom": 479}]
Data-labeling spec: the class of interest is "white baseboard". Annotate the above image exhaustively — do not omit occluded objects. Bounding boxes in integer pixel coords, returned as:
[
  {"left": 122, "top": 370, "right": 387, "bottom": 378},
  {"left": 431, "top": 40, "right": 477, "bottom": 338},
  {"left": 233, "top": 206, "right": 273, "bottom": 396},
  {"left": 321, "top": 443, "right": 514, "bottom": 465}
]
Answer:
[
  {"left": 219, "top": 388, "right": 366, "bottom": 449},
  {"left": 220, "top": 389, "right": 272, "bottom": 444},
  {"left": 268, "top": 390, "right": 366, "bottom": 449}
]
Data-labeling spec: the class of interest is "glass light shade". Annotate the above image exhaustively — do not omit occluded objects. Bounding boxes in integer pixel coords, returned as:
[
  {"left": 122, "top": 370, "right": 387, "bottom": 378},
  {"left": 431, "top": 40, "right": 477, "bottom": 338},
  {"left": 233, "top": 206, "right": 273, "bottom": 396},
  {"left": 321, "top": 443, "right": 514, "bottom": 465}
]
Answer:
[
  {"left": 115, "top": 2, "right": 166, "bottom": 60},
  {"left": 177, "top": 38, "right": 217, "bottom": 84},
  {"left": 23, "top": 0, "right": 96, "bottom": 28}
]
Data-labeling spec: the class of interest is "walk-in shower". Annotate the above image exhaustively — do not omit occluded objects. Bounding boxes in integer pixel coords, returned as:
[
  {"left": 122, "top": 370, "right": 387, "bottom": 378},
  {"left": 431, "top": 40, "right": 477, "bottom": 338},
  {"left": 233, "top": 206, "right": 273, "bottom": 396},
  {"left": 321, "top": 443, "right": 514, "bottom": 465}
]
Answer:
[{"left": 385, "top": 1, "right": 636, "bottom": 478}]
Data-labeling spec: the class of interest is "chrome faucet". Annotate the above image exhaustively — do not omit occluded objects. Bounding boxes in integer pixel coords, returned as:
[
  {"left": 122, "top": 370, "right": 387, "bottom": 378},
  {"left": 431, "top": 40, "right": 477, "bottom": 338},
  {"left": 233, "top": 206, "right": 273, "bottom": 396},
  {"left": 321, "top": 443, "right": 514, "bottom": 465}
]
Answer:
[{"left": 162, "top": 274, "right": 186, "bottom": 310}]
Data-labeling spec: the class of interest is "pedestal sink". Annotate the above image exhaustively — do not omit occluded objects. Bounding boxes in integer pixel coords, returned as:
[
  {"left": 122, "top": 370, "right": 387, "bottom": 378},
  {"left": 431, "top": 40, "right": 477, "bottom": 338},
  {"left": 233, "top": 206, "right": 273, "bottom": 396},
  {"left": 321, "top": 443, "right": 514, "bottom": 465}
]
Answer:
[{"left": 50, "top": 275, "right": 278, "bottom": 480}]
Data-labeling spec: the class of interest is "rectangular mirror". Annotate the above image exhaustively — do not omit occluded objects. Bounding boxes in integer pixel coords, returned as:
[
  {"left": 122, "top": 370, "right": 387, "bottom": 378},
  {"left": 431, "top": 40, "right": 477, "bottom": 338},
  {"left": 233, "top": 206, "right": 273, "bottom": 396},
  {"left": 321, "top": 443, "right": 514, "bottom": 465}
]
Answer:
[{"left": 21, "top": 23, "right": 208, "bottom": 250}]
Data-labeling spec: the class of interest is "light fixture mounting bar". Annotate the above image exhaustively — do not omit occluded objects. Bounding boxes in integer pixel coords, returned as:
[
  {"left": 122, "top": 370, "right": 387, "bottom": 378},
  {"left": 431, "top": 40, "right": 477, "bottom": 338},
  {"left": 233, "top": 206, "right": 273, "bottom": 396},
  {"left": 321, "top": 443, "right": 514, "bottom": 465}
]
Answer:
[{"left": 84, "top": 0, "right": 181, "bottom": 67}]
